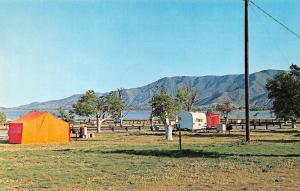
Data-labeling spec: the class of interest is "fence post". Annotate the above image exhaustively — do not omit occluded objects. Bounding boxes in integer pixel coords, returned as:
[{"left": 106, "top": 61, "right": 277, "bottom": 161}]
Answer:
[
  {"left": 179, "top": 129, "right": 182, "bottom": 151},
  {"left": 266, "top": 123, "right": 268, "bottom": 130},
  {"left": 109, "top": 125, "right": 113, "bottom": 132}
]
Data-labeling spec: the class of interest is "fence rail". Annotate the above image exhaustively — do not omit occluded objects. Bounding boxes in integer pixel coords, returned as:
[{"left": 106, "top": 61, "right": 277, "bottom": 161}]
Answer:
[
  {"left": 71, "top": 118, "right": 298, "bottom": 133},
  {"left": 224, "top": 118, "right": 300, "bottom": 130}
]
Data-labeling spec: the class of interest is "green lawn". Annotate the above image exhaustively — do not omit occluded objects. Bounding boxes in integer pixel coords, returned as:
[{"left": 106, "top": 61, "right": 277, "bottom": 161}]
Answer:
[{"left": 0, "top": 129, "right": 300, "bottom": 191}]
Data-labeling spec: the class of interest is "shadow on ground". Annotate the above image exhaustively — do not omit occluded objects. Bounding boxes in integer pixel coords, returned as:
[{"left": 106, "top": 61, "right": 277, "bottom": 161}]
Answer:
[
  {"left": 80, "top": 149, "right": 300, "bottom": 158},
  {"left": 71, "top": 138, "right": 107, "bottom": 142},
  {"left": 252, "top": 130, "right": 300, "bottom": 134},
  {"left": 128, "top": 132, "right": 165, "bottom": 136},
  {"left": 255, "top": 139, "right": 300, "bottom": 143},
  {"left": 53, "top": 148, "right": 73, "bottom": 152},
  {"left": 185, "top": 133, "right": 243, "bottom": 138}
]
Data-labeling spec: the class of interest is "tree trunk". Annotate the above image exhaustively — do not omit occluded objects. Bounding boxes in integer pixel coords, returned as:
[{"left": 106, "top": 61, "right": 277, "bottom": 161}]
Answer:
[
  {"left": 187, "top": 105, "right": 191, "bottom": 112},
  {"left": 150, "top": 112, "right": 154, "bottom": 131},
  {"left": 292, "top": 120, "right": 296, "bottom": 128},
  {"left": 96, "top": 114, "right": 101, "bottom": 133},
  {"left": 98, "top": 117, "right": 111, "bottom": 131},
  {"left": 164, "top": 117, "right": 173, "bottom": 141},
  {"left": 120, "top": 111, "right": 123, "bottom": 128},
  {"left": 225, "top": 116, "right": 228, "bottom": 125}
]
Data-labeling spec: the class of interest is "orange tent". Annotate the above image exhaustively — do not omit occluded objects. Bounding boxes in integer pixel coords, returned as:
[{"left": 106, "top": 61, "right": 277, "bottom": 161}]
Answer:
[{"left": 8, "top": 111, "right": 70, "bottom": 144}]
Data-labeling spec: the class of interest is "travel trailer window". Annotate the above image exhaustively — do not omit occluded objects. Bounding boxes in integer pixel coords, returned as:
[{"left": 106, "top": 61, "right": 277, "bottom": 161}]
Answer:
[{"left": 195, "top": 118, "right": 203, "bottom": 122}]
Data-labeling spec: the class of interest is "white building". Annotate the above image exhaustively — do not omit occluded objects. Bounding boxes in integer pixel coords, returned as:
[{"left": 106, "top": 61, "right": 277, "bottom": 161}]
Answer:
[{"left": 178, "top": 111, "right": 207, "bottom": 130}]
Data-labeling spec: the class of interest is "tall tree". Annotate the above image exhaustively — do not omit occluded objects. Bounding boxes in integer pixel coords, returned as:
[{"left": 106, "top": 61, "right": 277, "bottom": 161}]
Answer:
[
  {"left": 266, "top": 64, "right": 300, "bottom": 128},
  {"left": 216, "top": 99, "right": 236, "bottom": 125},
  {"left": 56, "top": 106, "right": 74, "bottom": 122},
  {"left": 149, "top": 85, "right": 159, "bottom": 130},
  {"left": 152, "top": 85, "right": 178, "bottom": 141},
  {"left": 176, "top": 85, "right": 199, "bottom": 112},
  {"left": 106, "top": 90, "right": 125, "bottom": 120},
  {"left": 73, "top": 90, "right": 108, "bottom": 132}
]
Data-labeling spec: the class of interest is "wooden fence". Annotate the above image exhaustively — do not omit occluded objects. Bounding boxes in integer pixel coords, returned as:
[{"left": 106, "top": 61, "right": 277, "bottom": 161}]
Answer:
[
  {"left": 71, "top": 118, "right": 299, "bottom": 133},
  {"left": 2, "top": 118, "right": 293, "bottom": 133},
  {"left": 71, "top": 119, "right": 166, "bottom": 132},
  {"left": 224, "top": 118, "right": 298, "bottom": 130}
]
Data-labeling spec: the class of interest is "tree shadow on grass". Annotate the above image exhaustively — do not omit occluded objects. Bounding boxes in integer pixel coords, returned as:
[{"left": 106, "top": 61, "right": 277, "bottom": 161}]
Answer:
[
  {"left": 71, "top": 139, "right": 107, "bottom": 142},
  {"left": 255, "top": 139, "right": 300, "bottom": 143},
  {"left": 97, "top": 149, "right": 300, "bottom": 158},
  {"left": 128, "top": 132, "right": 242, "bottom": 138},
  {"left": 185, "top": 133, "right": 243, "bottom": 138},
  {"left": 128, "top": 132, "right": 165, "bottom": 136},
  {"left": 53, "top": 148, "right": 73, "bottom": 152},
  {"left": 252, "top": 130, "right": 300, "bottom": 134}
]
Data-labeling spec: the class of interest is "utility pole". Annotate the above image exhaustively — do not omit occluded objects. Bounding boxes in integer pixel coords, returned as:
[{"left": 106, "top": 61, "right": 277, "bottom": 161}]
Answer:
[
  {"left": 245, "top": 0, "right": 250, "bottom": 142},
  {"left": 179, "top": 128, "right": 182, "bottom": 151}
]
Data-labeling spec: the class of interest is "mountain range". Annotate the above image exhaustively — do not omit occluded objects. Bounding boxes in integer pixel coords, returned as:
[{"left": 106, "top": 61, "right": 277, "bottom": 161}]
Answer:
[{"left": 1, "top": 69, "right": 282, "bottom": 111}]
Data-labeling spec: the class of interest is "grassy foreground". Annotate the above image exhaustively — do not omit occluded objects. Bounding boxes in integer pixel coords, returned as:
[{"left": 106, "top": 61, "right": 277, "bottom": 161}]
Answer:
[{"left": 0, "top": 129, "right": 300, "bottom": 191}]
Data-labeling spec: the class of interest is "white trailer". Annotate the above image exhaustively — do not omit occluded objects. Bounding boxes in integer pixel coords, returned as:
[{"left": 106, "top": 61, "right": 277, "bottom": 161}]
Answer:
[{"left": 178, "top": 111, "right": 207, "bottom": 130}]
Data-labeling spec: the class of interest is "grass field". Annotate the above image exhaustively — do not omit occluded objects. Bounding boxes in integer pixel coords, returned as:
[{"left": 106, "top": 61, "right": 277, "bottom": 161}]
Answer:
[{"left": 0, "top": 128, "right": 300, "bottom": 191}]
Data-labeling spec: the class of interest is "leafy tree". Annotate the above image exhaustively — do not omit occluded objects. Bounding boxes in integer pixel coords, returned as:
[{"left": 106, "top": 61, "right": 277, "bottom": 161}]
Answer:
[
  {"left": 73, "top": 89, "right": 126, "bottom": 132},
  {"left": 106, "top": 89, "right": 125, "bottom": 119},
  {"left": 216, "top": 99, "right": 236, "bottom": 124},
  {"left": 73, "top": 90, "right": 98, "bottom": 117},
  {"left": 266, "top": 64, "right": 300, "bottom": 128},
  {"left": 152, "top": 85, "right": 178, "bottom": 140},
  {"left": 0, "top": 112, "right": 6, "bottom": 124},
  {"left": 176, "top": 85, "right": 199, "bottom": 112},
  {"left": 73, "top": 90, "right": 108, "bottom": 132},
  {"left": 56, "top": 106, "right": 74, "bottom": 122},
  {"left": 206, "top": 108, "right": 213, "bottom": 114}
]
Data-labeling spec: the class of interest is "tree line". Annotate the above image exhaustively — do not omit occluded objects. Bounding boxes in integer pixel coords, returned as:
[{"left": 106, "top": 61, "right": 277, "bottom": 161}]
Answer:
[
  {"left": 57, "top": 85, "right": 201, "bottom": 140},
  {"left": 55, "top": 64, "right": 300, "bottom": 140}
]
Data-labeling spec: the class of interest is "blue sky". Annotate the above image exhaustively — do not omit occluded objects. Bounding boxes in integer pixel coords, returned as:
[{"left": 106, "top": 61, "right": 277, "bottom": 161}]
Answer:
[{"left": 0, "top": 0, "right": 299, "bottom": 107}]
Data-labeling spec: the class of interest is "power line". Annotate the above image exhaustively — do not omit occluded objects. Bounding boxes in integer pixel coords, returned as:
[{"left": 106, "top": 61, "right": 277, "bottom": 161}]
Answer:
[
  {"left": 249, "top": 0, "right": 300, "bottom": 39},
  {"left": 249, "top": 2, "right": 291, "bottom": 64}
]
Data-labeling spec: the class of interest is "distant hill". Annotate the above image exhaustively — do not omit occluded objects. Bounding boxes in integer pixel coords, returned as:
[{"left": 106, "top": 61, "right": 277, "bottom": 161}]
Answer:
[
  {"left": 119, "top": 69, "right": 282, "bottom": 109},
  {"left": 12, "top": 94, "right": 83, "bottom": 110},
  {"left": 1, "top": 69, "right": 283, "bottom": 111}
]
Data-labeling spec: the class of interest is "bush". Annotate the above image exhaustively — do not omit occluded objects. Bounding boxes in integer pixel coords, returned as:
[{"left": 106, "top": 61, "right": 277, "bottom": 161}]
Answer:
[{"left": 0, "top": 112, "right": 7, "bottom": 124}]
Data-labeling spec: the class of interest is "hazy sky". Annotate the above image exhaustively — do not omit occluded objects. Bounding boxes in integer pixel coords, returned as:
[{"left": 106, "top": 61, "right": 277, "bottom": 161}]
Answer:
[{"left": 0, "top": 0, "right": 299, "bottom": 107}]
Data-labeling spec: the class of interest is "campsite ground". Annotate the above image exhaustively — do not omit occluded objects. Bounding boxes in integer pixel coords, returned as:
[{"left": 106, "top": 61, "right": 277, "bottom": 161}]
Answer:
[{"left": 0, "top": 128, "right": 300, "bottom": 191}]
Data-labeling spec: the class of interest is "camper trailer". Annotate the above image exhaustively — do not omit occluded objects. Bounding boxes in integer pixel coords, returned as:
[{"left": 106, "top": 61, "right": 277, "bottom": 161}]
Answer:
[
  {"left": 178, "top": 112, "right": 207, "bottom": 130},
  {"left": 206, "top": 113, "right": 221, "bottom": 128},
  {"left": 178, "top": 112, "right": 221, "bottom": 131}
]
